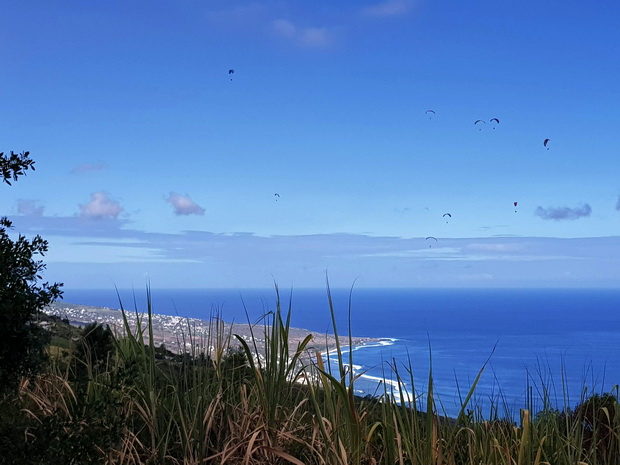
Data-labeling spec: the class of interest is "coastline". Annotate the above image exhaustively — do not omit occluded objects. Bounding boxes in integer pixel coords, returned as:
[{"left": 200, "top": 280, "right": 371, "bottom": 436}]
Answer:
[{"left": 43, "top": 301, "right": 380, "bottom": 357}]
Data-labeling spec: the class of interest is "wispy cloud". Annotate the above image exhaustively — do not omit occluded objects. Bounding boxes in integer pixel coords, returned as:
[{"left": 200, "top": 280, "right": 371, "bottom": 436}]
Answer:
[
  {"left": 456, "top": 273, "right": 494, "bottom": 282},
  {"left": 361, "top": 247, "right": 577, "bottom": 262},
  {"left": 479, "top": 224, "right": 510, "bottom": 232},
  {"left": 8, "top": 216, "right": 620, "bottom": 287},
  {"left": 166, "top": 192, "right": 205, "bottom": 216},
  {"left": 79, "top": 192, "right": 123, "bottom": 220},
  {"left": 361, "top": 0, "right": 413, "bottom": 17},
  {"left": 272, "top": 18, "right": 296, "bottom": 37},
  {"left": 535, "top": 204, "right": 592, "bottom": 220},
  {"left": 10, "top": 215, "right": 616, "bottom": 266},
  {"left": 16, "top": 199, "right": 44, "bottom": 216},
  {"left": 272, "top": 19, "right": 332, "bottom": 47},
  {"left": 71, "top": 163, "right": 107, "bottom": 174},
  {"left": 465, "top": 242, "right": 524, "bottom": 252}
]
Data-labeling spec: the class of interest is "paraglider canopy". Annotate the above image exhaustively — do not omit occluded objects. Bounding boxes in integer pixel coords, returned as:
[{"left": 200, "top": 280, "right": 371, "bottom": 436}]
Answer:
[
  {"left": 274, "top": 193, "right": 280, "bottom": 201},
  {"left": 490, "top": 118, "right": 499, "bottom": 129},
  {"left": 425, "top": 109, "right": 435, "bottom": 119},
  {"left": 514, "top": 201, "right": 518, "bottom": 213},
  {"left": 228, "top": 69, "right": 234, "bottom": 81},
  {"left": 474, "top": 120, "right": 485, "bottom": 130},
  {"left": 425, "top": 236, "right": 438, "bottom": 247},
  {"left": 443, "top": 213, "right": 451, "bottom": 223},
  {"left": 544, "top": 138, "right": 550, "bottom": 150}
]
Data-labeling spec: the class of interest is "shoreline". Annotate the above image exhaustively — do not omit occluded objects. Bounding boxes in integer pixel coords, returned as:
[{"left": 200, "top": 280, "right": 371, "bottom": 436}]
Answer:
[
  {"left": 317, "top": 337, "right": 398, "bottom": 358},
  {"left": 43, "top": 301, "right": 381, "bottom": 357}
]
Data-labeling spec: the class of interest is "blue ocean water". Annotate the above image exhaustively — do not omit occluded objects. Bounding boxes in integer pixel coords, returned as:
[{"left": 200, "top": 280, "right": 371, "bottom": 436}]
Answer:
[{"left": 62, "top": 287, "right": 620, "bottom": 419}]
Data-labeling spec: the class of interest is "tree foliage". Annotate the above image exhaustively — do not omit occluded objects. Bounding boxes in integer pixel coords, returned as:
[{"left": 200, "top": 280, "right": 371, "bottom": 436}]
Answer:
[
  {"left": 0, "top": 151, "right": 63, "bottom": 394},
  {"left": 76, "top": 322, "right": 116, "bottom": 368},
  {"left": 0, "top": 151, "right": 35, "bottom": 186}
]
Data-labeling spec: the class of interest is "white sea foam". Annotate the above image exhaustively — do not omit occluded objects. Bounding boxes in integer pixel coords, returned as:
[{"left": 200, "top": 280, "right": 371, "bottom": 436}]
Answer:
[
  {"left": 326, "top": 357, "right": 363, "bottom": 373},
  {"left": 350, "top": 338, "right": 397, "bottom": 351},
  {"left": 357, "top": 373, "right": 416, "bottom": 404},
  {"left": 359, "top": 373, "right": 400, "bottom": 388}
]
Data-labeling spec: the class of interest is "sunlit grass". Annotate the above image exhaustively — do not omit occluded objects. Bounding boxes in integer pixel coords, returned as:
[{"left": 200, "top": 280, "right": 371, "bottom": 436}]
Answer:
[{"left": 3, "top": 285, "right": 619, "bottom": 464}]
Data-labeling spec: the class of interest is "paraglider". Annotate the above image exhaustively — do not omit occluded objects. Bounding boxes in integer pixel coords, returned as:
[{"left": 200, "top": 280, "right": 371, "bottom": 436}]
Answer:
[
  {"left": 514, "top": 201, "right": 518, "bottom": 213},
  {"left": 425, "top": 109, "right": 435, "bottom": 119},
  {"left": 544, "top": 138, "right": 550, "bottom": 150},
  {"left": 274, "top": 193, "right": 280, "bottom": 201},
  {"left": 425, "top": 236, "right": 438, "bottom": 248},
  {"left": 474, "top": 120, "right": 485, "bottom": 130},
  {"left": 490, "top": 118, "right": 499, "bottom": 129},
  {"left": 228, "top": 69, "right": 234, "bottom": 81},
  {"left": 443, "top": 213, "right": 452, "bottom": 223}
]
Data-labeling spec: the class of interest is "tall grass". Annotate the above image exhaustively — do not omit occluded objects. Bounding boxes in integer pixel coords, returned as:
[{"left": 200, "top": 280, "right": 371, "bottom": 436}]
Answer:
[{"left": 4, "top": 285, "right": 620, "bottom": 464}]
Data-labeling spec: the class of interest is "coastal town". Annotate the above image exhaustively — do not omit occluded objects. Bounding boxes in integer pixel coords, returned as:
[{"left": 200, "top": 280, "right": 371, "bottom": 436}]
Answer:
[{"left": 43, "top": 301, "right": 378, "bottom": 358}]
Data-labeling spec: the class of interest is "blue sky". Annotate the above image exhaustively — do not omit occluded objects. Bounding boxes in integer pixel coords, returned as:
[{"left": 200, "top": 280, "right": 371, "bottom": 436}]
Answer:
[{"left": 2, "top": 0, "right": 620, "bottom": 289}]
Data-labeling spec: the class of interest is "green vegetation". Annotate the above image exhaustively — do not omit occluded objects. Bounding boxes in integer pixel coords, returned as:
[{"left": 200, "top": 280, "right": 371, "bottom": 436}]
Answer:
[
  {"left": 2, "top": 151, "right": 619, "bottom": 463},
  {"left": 0, "top": 290, "right": 619, "bottom": 464},
  {"left": 1, "top": 150, "right": 63, "bottom": 395}
]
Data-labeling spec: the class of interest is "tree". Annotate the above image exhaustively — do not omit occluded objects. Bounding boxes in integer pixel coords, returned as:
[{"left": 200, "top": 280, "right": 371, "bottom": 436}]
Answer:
[
  {"left": 0, "top": 151, "right": 63, "bottom": 394},
  {"left": 0, "top": 150, "right": 36, "bottom": 186},
  {"left": 76, "top": 322, "right": 116, "bottom": 368}
]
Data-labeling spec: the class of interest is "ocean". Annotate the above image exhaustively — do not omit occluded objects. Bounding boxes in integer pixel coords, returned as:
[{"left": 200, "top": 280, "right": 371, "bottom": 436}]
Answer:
[{"left": 61, "top": 287, "right": 620, "bottom": 419}]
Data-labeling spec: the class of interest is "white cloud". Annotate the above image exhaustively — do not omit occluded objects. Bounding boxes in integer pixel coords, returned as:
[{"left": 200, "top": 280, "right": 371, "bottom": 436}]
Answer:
[
  {"left": 535, "top": 204, "right": 592, "bottom": 220},
  {"left": 79, "top": 192, "right": 123, "bottom": 220},
  {"left": 166, "top": 192, "right": 205, "bottom": 216},
  {"left": 299, "top": 27, "right": 331, "bottom": 47},
  {"left": 456, "top": 273, "right": 494, "bottom": 282},
  {"left": 16, "top": 199, "right": 44, "bottom": 216},
  {"left": 7, "top": 216, "right": 620, "bottom": 288},
  {"left": 272, "top": 18, "right": 296, "bottom": 37},
  {"left": 466, "top": 243, "right": 524, "bottom": 252},
  {"left": 361, "top": 0, "right": 413, "bottom": 17},
  {"left": 361, "top": 248, "right": 576, "bottom": 262},
  {"left": 272, "top": 18, "right": 332, "bottom": 47}
]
